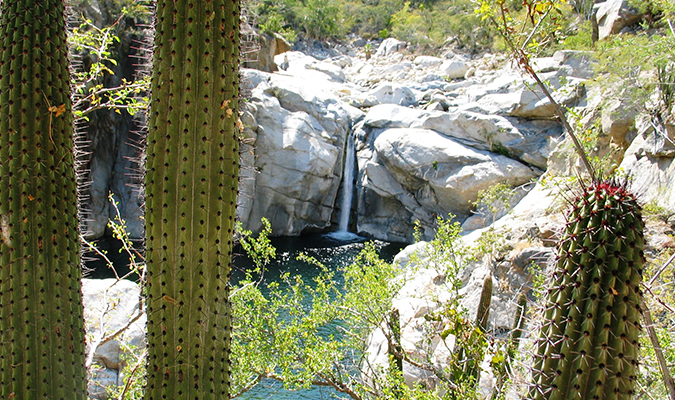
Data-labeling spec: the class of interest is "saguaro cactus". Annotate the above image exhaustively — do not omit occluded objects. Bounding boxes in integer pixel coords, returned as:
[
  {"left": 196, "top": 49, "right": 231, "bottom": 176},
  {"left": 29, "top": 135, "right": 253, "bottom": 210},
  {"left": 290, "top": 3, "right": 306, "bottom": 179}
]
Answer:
[
  {"left": 144, "top": 0, "right": 240, "bottom": 398},
  {"left": 0, "top": 0, "right": 87, "bottom": 398},
  {"left": 530, "top": 180, "right": 645, "bottom": 400}
]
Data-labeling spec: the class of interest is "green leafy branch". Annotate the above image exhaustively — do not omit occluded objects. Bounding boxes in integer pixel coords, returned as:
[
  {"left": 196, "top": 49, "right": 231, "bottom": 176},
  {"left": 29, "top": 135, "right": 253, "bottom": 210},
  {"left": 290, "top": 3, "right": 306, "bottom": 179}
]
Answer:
[{"left": 69, "top": 11, "right": 149, "bottom": 121}]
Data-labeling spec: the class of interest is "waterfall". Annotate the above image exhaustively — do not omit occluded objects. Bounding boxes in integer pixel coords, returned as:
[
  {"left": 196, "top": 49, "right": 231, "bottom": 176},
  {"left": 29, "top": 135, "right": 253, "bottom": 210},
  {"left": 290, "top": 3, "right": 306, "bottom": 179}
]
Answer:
[{"left": 338, "top": 133, "right": 356, "bottom": 232}]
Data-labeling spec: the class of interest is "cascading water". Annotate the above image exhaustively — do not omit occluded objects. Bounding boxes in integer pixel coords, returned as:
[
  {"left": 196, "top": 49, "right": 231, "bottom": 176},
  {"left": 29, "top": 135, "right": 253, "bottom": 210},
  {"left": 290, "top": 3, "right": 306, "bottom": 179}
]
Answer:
[{"left": 338, "top": 133, "right": 356, "bottom": 232}]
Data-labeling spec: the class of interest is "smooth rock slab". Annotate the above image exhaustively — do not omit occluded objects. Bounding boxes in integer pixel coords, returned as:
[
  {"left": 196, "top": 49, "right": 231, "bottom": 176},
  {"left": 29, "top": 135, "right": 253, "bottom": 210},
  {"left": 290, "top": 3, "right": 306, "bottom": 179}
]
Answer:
[
  {"left": 360, "top": 82, "right": 418, "bottom": 107},
  {"left": 83, "top": 279, "right": 145, "bottom": 400},
  {"left": 243, "top": 70, "right": 357, "bottom": 236},
  {"left": 620, "top": 125, "right": 675, "bottom": 213},
  {"left": 373, "top": 128, "right": 538, "bottom": 213},
  {"left": 356, "top": 128, "right": 539, "bottom": 242}
]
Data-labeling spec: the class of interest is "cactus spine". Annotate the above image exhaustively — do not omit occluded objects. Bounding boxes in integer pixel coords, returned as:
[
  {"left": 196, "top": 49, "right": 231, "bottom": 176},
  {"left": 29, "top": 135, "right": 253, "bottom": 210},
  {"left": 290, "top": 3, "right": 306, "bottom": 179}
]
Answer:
[
  {"left": 144, "top": 0, "right": 240, "bottom": 398},
  {"left": 530, "top": 181, "right": 645, "bottom": 400},
  {"left": 0, "top": 0, "right": 87, "bottom": 398}
]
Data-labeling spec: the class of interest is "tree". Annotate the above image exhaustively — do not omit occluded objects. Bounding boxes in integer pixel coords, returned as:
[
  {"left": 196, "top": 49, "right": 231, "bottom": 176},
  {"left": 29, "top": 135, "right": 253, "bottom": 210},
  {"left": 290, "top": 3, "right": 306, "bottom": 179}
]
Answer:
[
  {"left": 230, "top": 218, "right": 504, "bottom": 400},
  {"left": 0, "top": 0, "right": 87, "bottom": 398},
  {"left": 143, "top": 0, "right": 241, "bottom": 398}
]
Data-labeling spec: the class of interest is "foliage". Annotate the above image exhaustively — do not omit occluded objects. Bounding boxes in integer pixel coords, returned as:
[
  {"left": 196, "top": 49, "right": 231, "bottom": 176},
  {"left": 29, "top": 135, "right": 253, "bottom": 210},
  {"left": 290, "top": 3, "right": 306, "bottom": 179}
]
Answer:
[
  {"left": 230, "top": 241, "right": 399, "bottom": 399},
  {"left": 251, "top": 0, "right": 494, "bottom": 51},
  {"left": 105, "top": 345, "right": 147, "bottom": 400},
  {"left": 389, "top": 0, "right": 493, "bottom": 51},
  {"left": 472, "top": 183, "right": 517, "bottom": 225},
  {"left": 469, "top": 227, "right": 508, "bottom": 264},
  {"left": 229, "top": 217, "right": 522, "bottom": 399},
  {"left": 643, "top": 199, "right": 675, "bottom": 223},
  {"left": 258, "top": 12, "right": 297, "bottom": 42},
  {"left": 629, "top": 0, "right": 675, "bottom": 21},
  {"left": 474, "top": 0, "right": 569, "bottom": 56},
  {"left": 253, "top": 0, "right": 345, "bottom": 40},
  {"left": 68, "top": 11, "right": 150, "bottom": 121},
  {"left": 594, "top": 32, "right": 675, "bottom": 116},
  {"left": 640, "top": 247, "right": 675, "bottom": 399},
  {"left": 236, "top": 218, "right": 276, "bottom": 272},
  {"left": 297, "top": 0, "right": 345, "bottom": 39}
]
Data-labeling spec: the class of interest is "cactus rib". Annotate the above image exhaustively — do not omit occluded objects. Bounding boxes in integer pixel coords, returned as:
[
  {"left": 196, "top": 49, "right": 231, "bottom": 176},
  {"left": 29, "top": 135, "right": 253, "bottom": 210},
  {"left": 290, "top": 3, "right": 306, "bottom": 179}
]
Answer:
[
  {"left": 529, "top": 180, "right": 644, "bottom": 400},
  {"left": 0, "top": 0, "right": 87, "bottom": 398},
  {"left": 144, "top": 0, "right": 241, "bottom": 398}
]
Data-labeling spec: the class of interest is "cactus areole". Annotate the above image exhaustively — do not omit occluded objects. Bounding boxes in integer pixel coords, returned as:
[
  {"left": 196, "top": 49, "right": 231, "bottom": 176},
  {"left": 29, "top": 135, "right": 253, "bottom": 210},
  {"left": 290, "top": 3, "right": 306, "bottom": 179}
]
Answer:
[
  {"left": 0, "top": 0, "right": 87, "bottom": 398},
  {"left": 144, "top": 0, "right": 241, "bottom": 398},
  {"left": 530, "top": 180, "right": 645, "bottom": 400}
]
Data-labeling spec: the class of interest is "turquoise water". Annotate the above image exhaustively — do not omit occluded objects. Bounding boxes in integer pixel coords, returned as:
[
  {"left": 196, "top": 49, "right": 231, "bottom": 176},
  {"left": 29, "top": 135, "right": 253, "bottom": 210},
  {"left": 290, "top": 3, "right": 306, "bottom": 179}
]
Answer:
[
  {"left": 84, "top": 232, "right": 404, "bottom": 399},
  {"left": 231, "top": 233, "right": 404, "bottom": 399},
  {"left": 235, "top": 378, "right": 341, "bottom": 399}
]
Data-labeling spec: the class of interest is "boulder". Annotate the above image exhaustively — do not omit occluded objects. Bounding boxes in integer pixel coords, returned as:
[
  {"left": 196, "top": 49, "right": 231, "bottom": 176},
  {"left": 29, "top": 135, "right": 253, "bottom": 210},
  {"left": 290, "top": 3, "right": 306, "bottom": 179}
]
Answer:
[
  {"left": 439, "top": 58, "right": 469, "bottom": 80},
  {"left": 243, "top": 33, "right": 292, "bottom": 73},
  {"left": 420, "top": 111, "right": 525, "bottom": 150},
  {"left": 460, "top": 74, "right": 585, "bottom": 119},
  {"left": 275, "top": 51, "right": 313, "bottom": 71},
  {"left": 595, "top": 0, "right": 643, "bottom": 40},
  {"left": 532, "top": 50, "right": 594, "bottom": 80},
  {"left": 375, "top": 38, "right": 407, "bottom": 57},
  {"left": 356, "top": 127, "right": 539, "bottom": 242},
  {"left": 620, "top": 118, "right": 675, "bottom": 212},
  {"left": 362, "top": 104, "right": 562, "bottom": 169},
  {"left": 363, "top": 104, "right": 429, "bottom": 128},
  {"left": 309, "top": 60, "right": 347, "bottom": 82},
  {"left": 414, "top": 55, "right": 444, "bottom": 68},
  {"left": 83, "top": 279, "right": 145, "bottom": 400},
  {"left": 601, "top": 96, "right": 639, "bottom": 146},
  {"left": 359, "top": 82, "right": 418, "bottom": 107}
]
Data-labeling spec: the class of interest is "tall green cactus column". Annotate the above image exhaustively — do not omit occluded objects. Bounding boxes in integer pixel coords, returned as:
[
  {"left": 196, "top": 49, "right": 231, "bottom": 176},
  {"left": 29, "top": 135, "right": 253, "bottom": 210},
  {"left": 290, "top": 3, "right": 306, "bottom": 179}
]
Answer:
[
  {"left": 529, "top": 181, "right": 645, "bottom": 400},
  {"left": 0, "top": 0, "right": 87, "bottom": 398},
  {"left": 144, "top": 0, "right": 240, "bottom": 398}
]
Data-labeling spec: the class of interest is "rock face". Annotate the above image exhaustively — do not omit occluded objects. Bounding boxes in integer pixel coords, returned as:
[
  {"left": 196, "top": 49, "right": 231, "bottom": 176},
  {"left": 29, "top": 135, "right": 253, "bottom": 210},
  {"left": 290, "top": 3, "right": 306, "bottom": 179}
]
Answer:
[
  {"left": 78, "top": 21, "right": 602, "bottom": 242},
  {"left": 243, "top": 33, "right": 293, "bottom": 73},
  {"left": 595, "top": 0, "right": 643, "bottom": 40},
  {"left": 356, "top": 126, "right": 538, "bottom": 242},
  {"left": 238, "top": 69, "right": 360, "bottom": 236},
  {"left": 233, "top": 48, "right": 596, "bottom": 240},
  {"left": 362, "top": 82, "right": 675, "bottom": 388},
  {"left": 620, "top": 115, "right": 675, "bottom": 211},
  {"left": 81, "top": 17, "right": 626, "bottom": 244},
  {"left": 363, "top": 184, "right": 561, "bottom": 391},
  {"left": 77, "top": 6, "right": 150, "bottom": 240},
  {"left": 83, "top": 279, "right": 145, "bottom": 400}
]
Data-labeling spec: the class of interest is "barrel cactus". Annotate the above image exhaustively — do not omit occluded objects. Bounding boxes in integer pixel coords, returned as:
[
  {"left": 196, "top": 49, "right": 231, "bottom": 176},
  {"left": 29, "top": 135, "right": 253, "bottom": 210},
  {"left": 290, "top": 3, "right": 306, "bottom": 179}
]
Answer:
[
  {"left": 144, "top": 0, "right": 241, "bottom": 398},
  {"left": 0, "top": 0, "right": 87, "bottom": 398},
  {"left": 530, "top": 180, "right": 645, "bottom": 400}
]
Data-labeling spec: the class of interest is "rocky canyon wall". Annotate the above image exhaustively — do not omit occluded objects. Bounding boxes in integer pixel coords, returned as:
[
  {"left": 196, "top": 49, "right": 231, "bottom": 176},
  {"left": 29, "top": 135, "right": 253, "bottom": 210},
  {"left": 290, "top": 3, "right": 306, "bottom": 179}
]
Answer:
[{"left": 79, "top": 12, "right": 675, "bottom": 244}]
